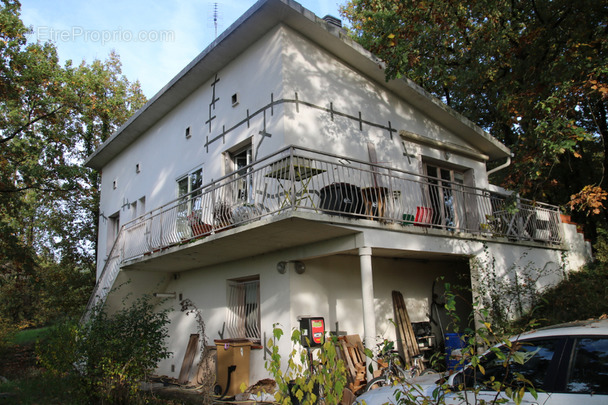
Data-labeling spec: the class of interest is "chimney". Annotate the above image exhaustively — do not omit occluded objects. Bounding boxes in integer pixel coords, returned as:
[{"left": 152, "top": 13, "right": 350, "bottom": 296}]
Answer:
[{"left": 322, "top": 15, "right": 342, "bottom": 28}]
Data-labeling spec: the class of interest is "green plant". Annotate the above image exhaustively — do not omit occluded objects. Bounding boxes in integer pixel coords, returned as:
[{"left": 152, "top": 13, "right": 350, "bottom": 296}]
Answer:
[
  {"left": 265, "top": 325, "right": 347, "bottom": 405},
  {"left": 445, "top": 286, "right": 541, "bottom": 405},
  {"left": 593, "top": 228, "right": 608, "bottom": 264},
  {"left": 469, "top": 246, "right": 559, "bottom": 334},
  {"left": 530, "top": 261, "right": 608, "bottom": 326},
  {"left": 37, "top": 295, "right": 171, "bottom": 404}
]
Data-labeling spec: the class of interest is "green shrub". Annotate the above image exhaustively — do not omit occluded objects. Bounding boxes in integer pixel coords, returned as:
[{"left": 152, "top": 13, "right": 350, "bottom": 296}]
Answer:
[
  {"left": 37, "top": 296, "right": 171, "bottom": 404},
  {"left": 265, "top": 325, "right": 347, "bottom": 405},
  {"left": 530, "top": 262, "right": 608, "bottom": 326}
]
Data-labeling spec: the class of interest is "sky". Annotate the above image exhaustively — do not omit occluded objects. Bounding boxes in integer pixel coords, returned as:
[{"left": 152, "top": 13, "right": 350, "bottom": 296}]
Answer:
[{"left": 20, "top": 0, "right": 346, "bottom": 99}]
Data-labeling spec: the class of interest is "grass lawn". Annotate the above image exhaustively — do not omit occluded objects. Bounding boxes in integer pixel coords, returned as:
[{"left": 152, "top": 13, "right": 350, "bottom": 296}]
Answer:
[{"left": 10, "top": 326, "right": 51, "bottom": 345}]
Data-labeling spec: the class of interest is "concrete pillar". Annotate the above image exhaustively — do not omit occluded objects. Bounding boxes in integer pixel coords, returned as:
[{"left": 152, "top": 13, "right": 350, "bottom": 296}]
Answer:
[{"left": 359, "top": 246, "right": 376, "bottom": 378}]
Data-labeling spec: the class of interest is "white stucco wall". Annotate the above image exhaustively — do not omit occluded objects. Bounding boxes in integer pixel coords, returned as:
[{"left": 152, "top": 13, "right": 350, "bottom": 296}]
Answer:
[
  {"left": 151, "top": 250, "right": 293, "bottom": 384},
  {"left": 279, "top": 27, "right": 489, "bottom": 188},
  {"left": 288, "top": 255, "right": 469, "bottom": 344},
  {"left": 95, "top": 26, "right": 289, "bottom": 276}
]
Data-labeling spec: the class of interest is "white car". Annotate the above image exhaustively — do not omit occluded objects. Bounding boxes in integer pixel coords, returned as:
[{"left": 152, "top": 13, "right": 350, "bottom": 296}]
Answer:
[{"left": 356, "top": 319, "right": 608, "bottom": 405}]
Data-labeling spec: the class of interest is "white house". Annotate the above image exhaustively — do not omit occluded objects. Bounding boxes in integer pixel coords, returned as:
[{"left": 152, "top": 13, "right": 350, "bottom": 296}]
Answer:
[{"left": 85, "top": 0, "right": 592, "bottom": 390}]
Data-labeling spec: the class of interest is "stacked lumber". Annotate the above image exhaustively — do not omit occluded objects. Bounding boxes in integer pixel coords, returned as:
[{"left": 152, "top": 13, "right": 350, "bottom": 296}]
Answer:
[
  {"left": 336, "top": 335, "right": 367, "bottom": 393},
  {"left": 392, "top": 290, "right": 425, "bottom": 370}
]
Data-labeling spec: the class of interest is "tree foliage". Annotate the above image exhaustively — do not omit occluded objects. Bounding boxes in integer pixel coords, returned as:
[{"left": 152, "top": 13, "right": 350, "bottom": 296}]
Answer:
[
  {"left": 37, "top": 296, "right": 171, "bottom": 403},
  {"left": 341, "top": 0, "right": 608, "bottom": 236},
  {"left": 0, "top": 0, "right": 146, "bottom": 326}
]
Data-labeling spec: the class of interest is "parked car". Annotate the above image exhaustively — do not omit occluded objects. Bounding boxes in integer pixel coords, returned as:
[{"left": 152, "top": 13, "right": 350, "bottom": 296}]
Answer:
[{"left": 356, "top": 319, "right": 608, "bottom": 404}]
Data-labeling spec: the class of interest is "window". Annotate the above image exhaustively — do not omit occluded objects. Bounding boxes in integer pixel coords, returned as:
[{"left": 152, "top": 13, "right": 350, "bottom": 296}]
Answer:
[
  {"left": 424, "top": 163, "right": 465, "bottom": 228},
  {"left": 229, "top": 145, "right": 253, "bottom": 203},
  {"left": 138, "top": 197, "right": 146, "bottom": 217},
  {"left": 177, "top": 168, "right": 203, "bottom": 237},
  {"left": 106, "top": 211, "right": 120, "bottom": 256},
  {"left": 464, "top": 338, "right": 560, "bottom": 392},
  {"left": 226, "top": 277, "right": 260, "bottom": 342},
  {"left": 566, "top": 338, "right": 608, "bottom": 395},
  {"left": 177, "top": 168, "right": 203, "bottom": 199}
]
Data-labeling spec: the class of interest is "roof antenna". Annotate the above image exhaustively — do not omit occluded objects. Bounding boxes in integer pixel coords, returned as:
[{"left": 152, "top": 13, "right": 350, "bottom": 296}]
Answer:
[{"left": 209, "top": 2, "right": 222, "bottom": 39}]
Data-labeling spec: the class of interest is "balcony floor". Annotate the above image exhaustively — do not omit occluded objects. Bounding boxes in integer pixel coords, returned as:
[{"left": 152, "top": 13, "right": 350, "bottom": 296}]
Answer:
[
  {"left": 122, "top": 212, "right": 362, "bottom": 272},
  {"left": 122, "top": 211, "right": 487, "bottom": 273}
]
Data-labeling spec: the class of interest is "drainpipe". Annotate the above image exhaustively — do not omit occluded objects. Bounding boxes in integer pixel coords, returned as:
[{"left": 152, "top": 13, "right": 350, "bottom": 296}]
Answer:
[
  {"left": 359, "top": 246, "right": 376, "bottom": 379},
  {"left": 487, "top": 155, "right": 512, "bottom": 176}
]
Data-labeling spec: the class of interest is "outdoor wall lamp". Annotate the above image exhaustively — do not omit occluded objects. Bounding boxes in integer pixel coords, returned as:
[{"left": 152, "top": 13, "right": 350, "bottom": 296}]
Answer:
[
  {"left": 153, "top": 292, "right": 177, "bottom": 298},
  {"left": 294, "top": 261, "right": 306, "bottom": 274},
  {"left": 277, "top": 261, "right": 306, "bottom": 274},
  {"left": 277, "top": 261, "right": 287, "bottom": 274}
]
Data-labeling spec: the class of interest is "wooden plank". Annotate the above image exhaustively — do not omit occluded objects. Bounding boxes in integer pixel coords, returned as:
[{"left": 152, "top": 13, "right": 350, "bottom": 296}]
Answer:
[
  {"left": 339, "top": 338, "right": 357, "bottom": 383},
  {"left": 392, "top": 290, "right": 409, "bottom": 364},
  {"left": 345, "top": 335, "right": 365, "bottom": 363},
  {"left": 178, "top": 334, "right": 200, "bottom": 384},
  {"left": 339, "top": 335, "right": 368, "bottom": 393},
  {"left": 392, "top": 291, "right": 425, "bottom": 370}
]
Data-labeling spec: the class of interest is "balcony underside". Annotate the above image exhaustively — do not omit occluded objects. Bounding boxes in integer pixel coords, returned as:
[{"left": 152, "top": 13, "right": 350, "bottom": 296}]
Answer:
[{"left": 122, "top": 211, "right": 504, "bottom": 273}]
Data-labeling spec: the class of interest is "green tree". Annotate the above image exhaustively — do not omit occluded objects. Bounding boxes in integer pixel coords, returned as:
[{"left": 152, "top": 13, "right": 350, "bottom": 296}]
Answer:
[
  {"left": 341, "top": 0, "right": 608, "bottom": 238},
  {"left": 0, "top": 0, "right": 146, "bottom": 325}
]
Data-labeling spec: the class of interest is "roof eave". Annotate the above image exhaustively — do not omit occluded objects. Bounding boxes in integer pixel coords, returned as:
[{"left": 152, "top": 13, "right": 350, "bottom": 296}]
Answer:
[{"left": 85, "top": 0, "right": 510, "bottom": 170}]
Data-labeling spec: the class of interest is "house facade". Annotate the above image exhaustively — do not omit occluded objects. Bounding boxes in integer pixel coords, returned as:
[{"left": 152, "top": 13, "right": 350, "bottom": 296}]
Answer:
[{"left": 85, "top": 0, "right": 592, "bottom": 386}]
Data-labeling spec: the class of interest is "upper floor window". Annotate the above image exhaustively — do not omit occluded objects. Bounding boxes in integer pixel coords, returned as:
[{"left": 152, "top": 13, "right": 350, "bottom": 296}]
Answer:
[
  {"left": 177, "top": 168, "right": 203, "bottom": 237},
  {"left": 177, "top": 168, "right": 203, "bottom": 198},
  {"left": 228, "top": 144, "right": 253, "bottom": 203}
]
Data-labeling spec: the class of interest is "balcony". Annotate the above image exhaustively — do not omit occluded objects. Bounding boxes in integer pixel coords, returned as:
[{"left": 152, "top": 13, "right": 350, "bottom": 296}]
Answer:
[{"left": 87, "top": 145, "right": 563, "bottom": 316}]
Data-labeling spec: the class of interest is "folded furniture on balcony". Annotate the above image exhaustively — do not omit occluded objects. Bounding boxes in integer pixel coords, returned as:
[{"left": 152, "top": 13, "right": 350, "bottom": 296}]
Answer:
[
  {"left": 414, "top": 206, "right": 433, "bottom": 227},
  {"left": 265, "top": 156, "right": 326, "bottom": 209},
  {"left": 361, "top": 186, "right": 389, "bottom": 219},
  {"left": 319, "top": 183, "right": 365, "bottom": 218},
  {"left": 187, "top": 214, "right": 213, "bottom": 237},
  {"left": 533, "top": 208, "right": 551, "bottom": 240},
  {"left": 494, "top": 209, "right": 533, "bottom": 239}
]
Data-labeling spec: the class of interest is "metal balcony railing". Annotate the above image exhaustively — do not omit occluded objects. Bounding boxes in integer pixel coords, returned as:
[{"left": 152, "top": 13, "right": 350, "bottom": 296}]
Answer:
[{"left": 84, "top": 145, "right": 564, "bottom": 316}]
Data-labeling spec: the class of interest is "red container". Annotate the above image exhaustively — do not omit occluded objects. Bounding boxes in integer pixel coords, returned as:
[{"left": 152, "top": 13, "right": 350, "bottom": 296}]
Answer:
[{"left": 299, "top": 317, "right": 325, "bottom": 347}]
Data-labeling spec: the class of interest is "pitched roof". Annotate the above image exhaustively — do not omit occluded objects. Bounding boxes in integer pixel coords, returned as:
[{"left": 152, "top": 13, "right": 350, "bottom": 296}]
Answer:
[{"left": 85, "top": 0, "right": 510, "bottom": 170}]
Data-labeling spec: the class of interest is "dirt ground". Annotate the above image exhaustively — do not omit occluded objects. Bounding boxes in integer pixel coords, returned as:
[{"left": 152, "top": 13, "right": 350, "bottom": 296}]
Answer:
[{"left": 0, "top": 343, "right": 37, "bottom": 378}]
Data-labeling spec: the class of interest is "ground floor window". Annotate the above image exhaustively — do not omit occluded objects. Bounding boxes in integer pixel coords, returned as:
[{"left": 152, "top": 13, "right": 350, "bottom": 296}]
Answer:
[{"left": 226, "top": 276, "right": 260, "bottom": 342}]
